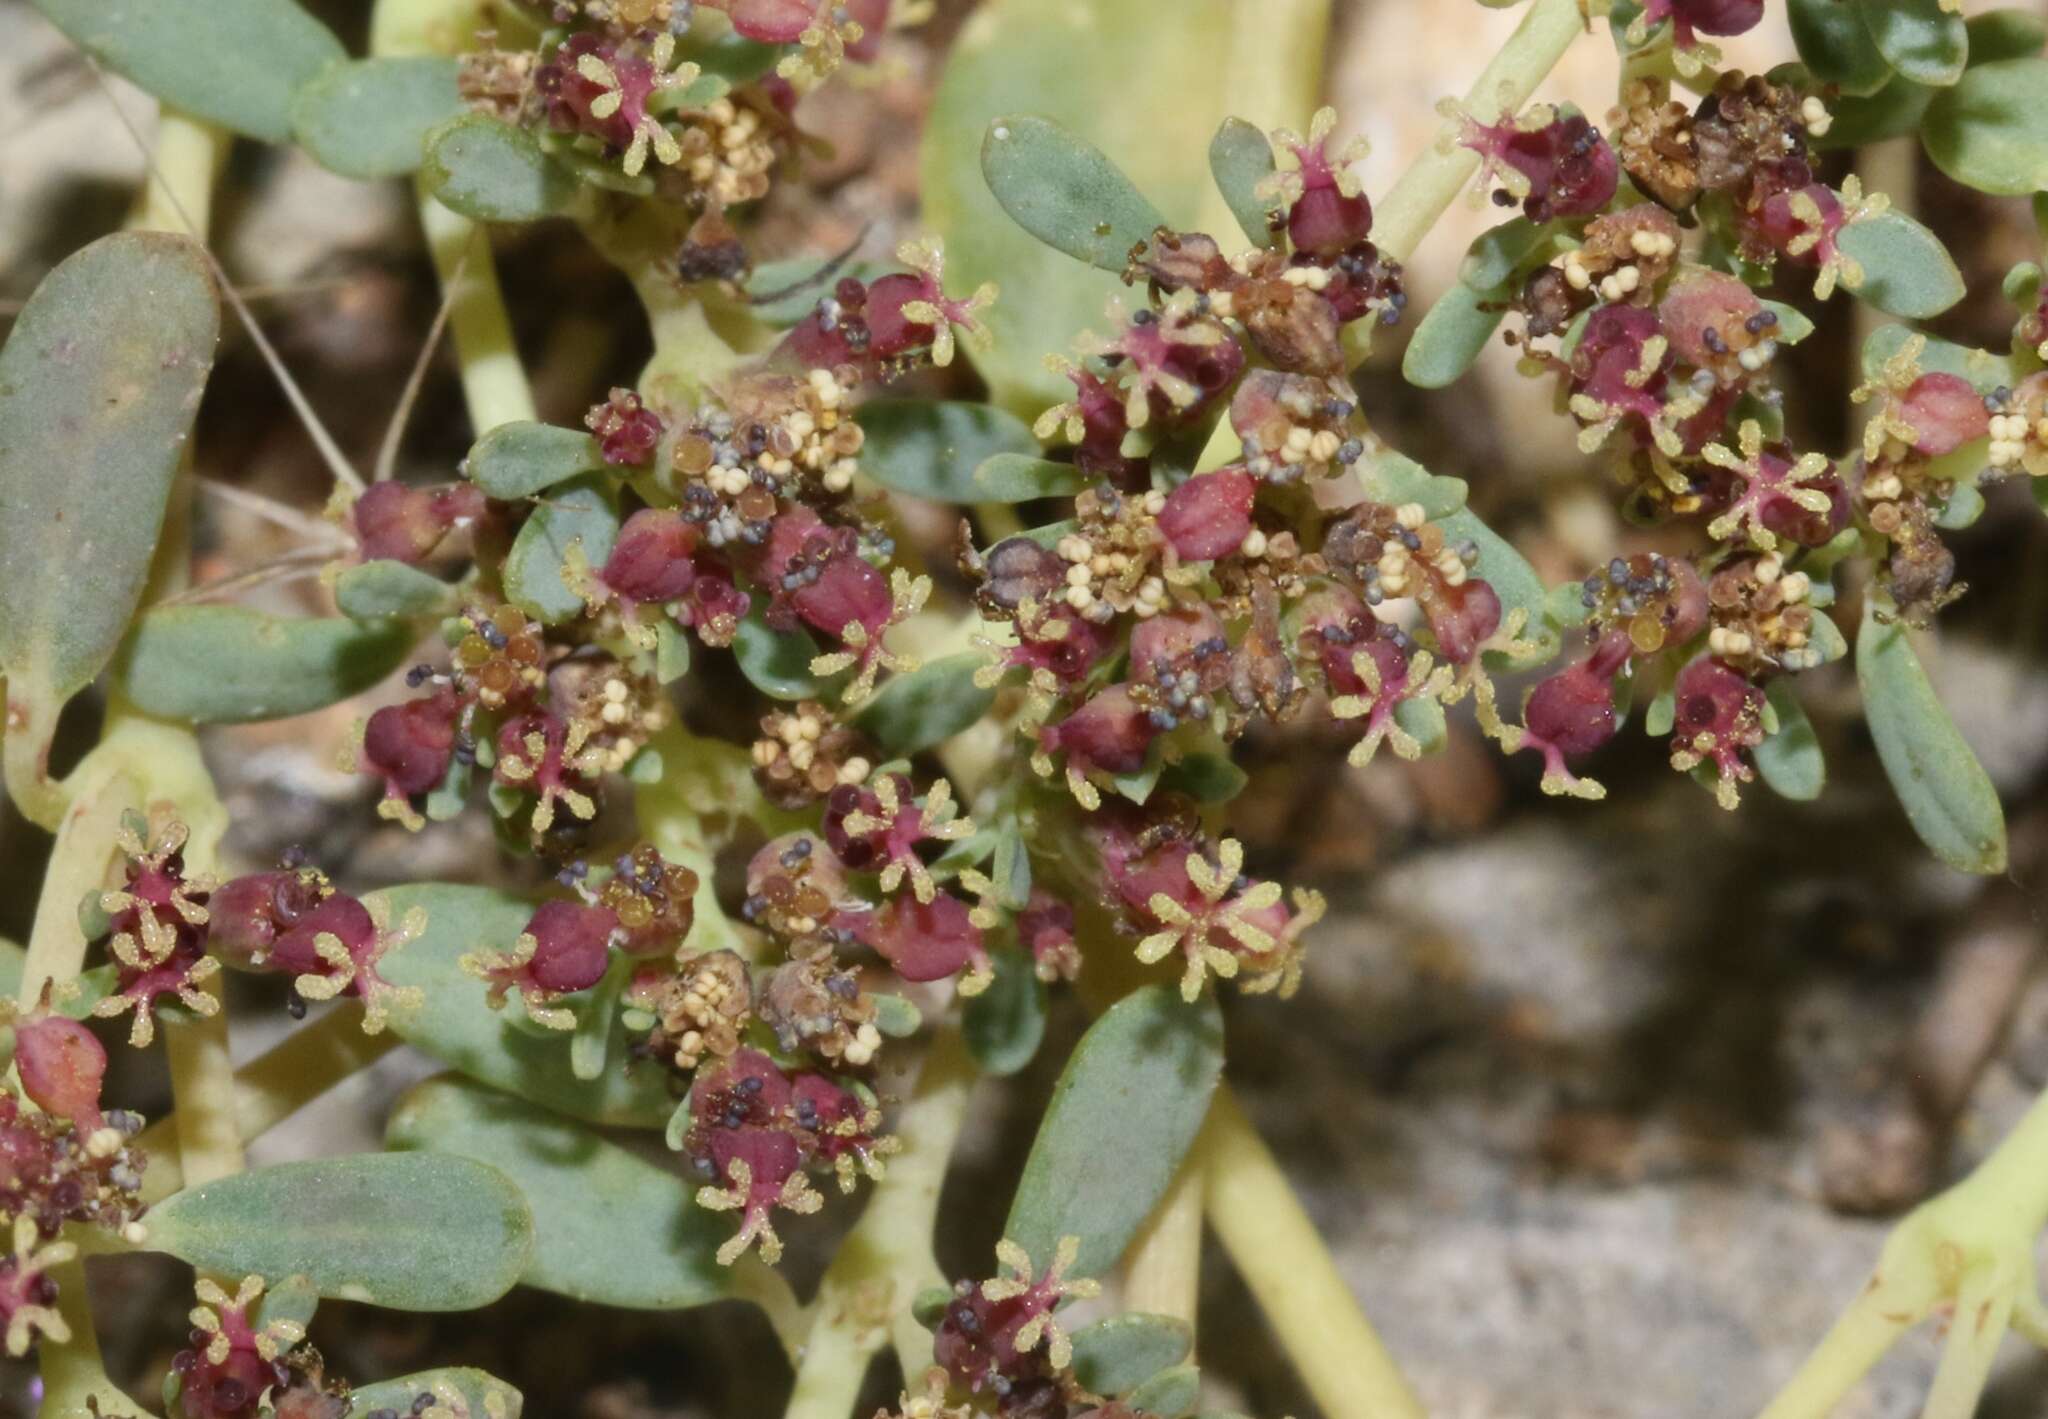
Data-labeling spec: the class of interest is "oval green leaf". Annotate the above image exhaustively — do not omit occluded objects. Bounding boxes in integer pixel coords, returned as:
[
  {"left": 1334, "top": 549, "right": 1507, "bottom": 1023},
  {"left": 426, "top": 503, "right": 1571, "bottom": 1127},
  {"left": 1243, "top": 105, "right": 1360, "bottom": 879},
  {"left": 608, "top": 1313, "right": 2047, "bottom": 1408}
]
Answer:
[
  {"left": 1924, "top": 59, "right": 2048, "bottom": 196},
  {"left": 963, "top": 946, "right": 1048, "bottom": 1078},
  {"left": 1837, "top": 211, "right": 1965, "bottom": 319},
  {"left": 1402, "top": 281, "right": 1506, "bottom": 389},
  {"left": 1860, "top": 324, "right": 2014, "bottom": 395},
  {"left": 1359, "top": 451, "right": 1468, "bottom": 520},
  {"left": 1818, "top": 77, "right": 1935, "bottom": 151},
  {"left": 1789, "top": 0, "right": 1896, "bottom": 95},
  {"left": 424, "top": 113, "right": 578, "bottom": 224},
  {"left": 503, "top": 476, "right": 618, "bottom": 625},
  {"left": 744, "top": 256, "right": 891, "bottom": 326},
  {"left": 1860, "top": 0, "right": 1970, "bottom": 87},
  {"left": 33, "top": 0, "right": 343, "bottom": 143},
  {"left": 1004, "top": 984, "right": 1224, "bottom": 1280},
  {"left": 388, "top": 1076, "right": 732, "bottom": 1310},
  {"left": 852, "top": 652, "right": 998, "bottom": 754},
  {"left": 1967, "top": 9, "right": 2047, "bottom": 65},
  {"left": 1126, "top": 1364, "right": 1202, "bottom": 1419},
  {"left": 1430, "top": 506, "right": 1559, "bottom": 668},
  {"left": 856, "top": 400, "right": 1040, "bottom": 503},
  {"left": 1069, "top": 1313, "right": 1192, "bottom": 1397},
  {"left": 466, "top": 421, "right": 606, "bottom": 500},
  {"left": 0, "top": 232, "right": 218, "bottom": 815},
  {"left": 371, "top": 884, "right": 676, "bottom": 1127},
  {"left": 292, "top": 56, "right": 466, "bottom": 180},
  {"left": 1754, "top": 679, "right": 1824, "bottom": 802},
  {"left": 335, "top": 559, "right": 461, "bottom": 619},
  {"left": 115, "top": 607, "right": 414, "bottom": 724},
  {"left": 1856, "top": 601, "right": 2006, "bottom": 873},
  {"left": 982, "top": 115, "right": 1167, "bottom": 274},
  {"left": 973, "top": 453, "right": 1091, "bottom": 502},
  {"left": 733, "top": 608, "right": 835, "bottom": 701},
  {"left": 345, "top": 1369, "right": 523, "bottom": 1419},
  {"left": 1208, "top": 117, "right": 1278, "bottom": 248},
  {"left": 1459, "top": 216, "right": 1556, "bottom": 293},
  {"left": 144, "top": 1153, "right": 532, "bottom": 1310}
]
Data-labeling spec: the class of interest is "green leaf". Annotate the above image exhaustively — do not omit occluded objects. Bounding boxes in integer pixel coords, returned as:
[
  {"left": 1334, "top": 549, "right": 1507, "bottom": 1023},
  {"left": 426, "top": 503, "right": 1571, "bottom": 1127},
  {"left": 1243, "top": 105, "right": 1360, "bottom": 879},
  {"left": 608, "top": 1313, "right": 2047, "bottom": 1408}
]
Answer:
[
  {"left": 856, "top": 400, "right": 1040, "bottom": 503},
  {"left": 1935, "top": 481, "right": 1986, "bottom": 530},
  {"left": 1403, "top": 281, "right": 1506, "bottom": 389},
  {"left": 924, "top": 0, "right": 1321, "bottom": 414},
  {"left": 1208, "top": 117, "right": 1278, "bottom": 248},
  {"left": 503, "top": 475, "right": 617, "bottom": 625},
  {"left": 1761, "top": 300, "right": 1816, "bottom": 345},
  {"left": 371, "top": 884, "right": 676, "bottom": 1127},
  {"left": 423, "top": 114, "right": 578, "bottom": 224},
  {"left": 981, "top": 115, "right": 1167, "bottom": 274},
  {"left": 1459, "top": 216, "right": 1556, "bottom": 293},
  {"left": 744, "top": 257, "right": 891, "bottom": 326},
  {"left": 466, "top": 421, "right": 606, "bottom": 500},
  {"left": 345, "top": 1369, "right": 523, "bottom": 1419},
  {"left": 1924, "top": 59, "right": 2048, "bottom": 196},
  {"left": 335, "top": 559, "right": 460, "bottom": 619},
  {"left": 1860, "top": 0, "right": 1970, "bottom": 87},
  {"left": 675, "top": 29, "right": 785, "bottom": 86},
  {"left": 569, "top": 956, "right": 629, "bottom": 1081},
  {"left": 853, "top": 652, "right": 998, "bottom": 754},
  {"left": 1126, "top": 1364, "right": 1202, "bottom": 1419},
  {"left": 1068, "top": 1313, "right": 1193, "bottom": 1397},
  {"left": 1860, "top": 324, "right": 2015, "bottom": 394},
  {"left": 655, "top": 620, "right": 692, "bottom": 684},
  {"left": 291, "top": 57, "right": 466, "bottom": 180},
  {"left": 388, "top": 1076, "right": 733, "bottom": 1309},
  {"left": 733, "top": 608, "right": 835, "bottom": 701},
  {"left": 963, "top": 946, "right": 1048, "bottom": 1077},
  {"left": 115, "top": 608, "right": 414, "bottom": 724},
  {"left": 1838, "top": 211, "right": 1965, "bottom": 318},
  {"left": 972, "top": 453, "right": 1091, "bottom": 502},
  {"left": 0, "top": 233, "right": 217, "bottom": 811},
  {"left": 1754, "top": 679, "right": 1824, "bottom": 801},
  {"left": 33, "top": 0, "right": 343, "bottom": 143},
  {"left": 1819, "top": 77, "right": 1935, "bottom": 150},
  {"left": 873, "top": 994, "right": 924, "bottom": 1038},
  {"left": 143, "top": 1153, "right": 532, "bottom": 1310},
  {"left": 1430, "top": 508, "right": 1559, "bottom": 668},
  {"left": 1358, "top": 452, "right": 1469, "bottom": 519},
  {"left": 1394, "top": 694, "right": 1449, "bottom": 755},
  {"left": 1855, "top": 602, "right": 2006, "bottom": 873},
  {"left": 1967, "top": 9, "right": 2047, "bottom": 64},
  {"left": 1789, "top": 0, "right": 1896, "bottom": 95},
  {"left": 1005, "top": 985, "right": 1224, "bottom": 1280},
  {"left": 1156, "top": 752, "right": 1248, "bottom": 803}
]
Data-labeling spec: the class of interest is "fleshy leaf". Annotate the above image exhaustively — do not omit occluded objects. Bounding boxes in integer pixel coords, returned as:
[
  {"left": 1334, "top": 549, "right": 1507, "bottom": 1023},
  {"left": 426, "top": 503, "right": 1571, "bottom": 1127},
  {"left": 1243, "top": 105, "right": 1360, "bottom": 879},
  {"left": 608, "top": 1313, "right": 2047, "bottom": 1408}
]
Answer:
[
  {"left": 1855, "top": 601, "right": 2006, "bottom": 874},
  {"left": 388, "top": 1075, "right": 733, "bottom": 1309},
  {"left": 1860, "top": 325, "right": 2014, "bottom": 394},
  {"left": 1393, "top": 694, "right": 1449, "bottom": 755},
  {"left": 1208, "top": 117, "right": 1278, "bottom": 248},
  {"left": 981, "top": 115, "right": 1167, "bottom": 274},
  {"left": 733, "top": 608, "right": 836, "bottom": 701},
  {"left": 1402, "top": 281, "right": 1506, "bottom": 389},
  {"left": 466, "top": 421, "right": 606, "bottom": 500},
  {"left": 115, "top": 607, "right": 414, "bottom": 724},
  {"left": 371, "top": 884, "right": 676, "bottom": 1127},
  {"left": 1754, "top": 679, "right": 1824, "bottom": 802},
  {"left": 335, "top": 559, "right": 461, "bottom": 619},
  {"left": 344, "top": 1369, "right": 523, "bottom": 1419},
  {"left": 1459, "top": 216, "right": 1559, "bottom": 293},
  {"left": 972, "top": 453, "right": 1091, "bottom": 502},
  {"left": 1788, "top": 0, "right": 1896, "bottom": 96},
  {"left": 143, "top": 1153, "right": 532, "bottom": 1310},
  {"left": 32, "top": 0, "right": 343, "bottom": 143},
  {"left": 1819, "top": 77, "right": 1934, "bottom": 150},
  {"left": 502, "top": 475, "right": 618, "bottom": 624},
  {"left": 1429, "top": 507, "right": 1559, "bottom": 668},
  {"left": 423, "top": 113, "right": 578, "bottom": 224},
  {"left": 0, "top": 232, "right": 218, "bottom": 822},
  {"left": 1125, "top": 1364, "right": 1202, "bottom": 1419},
  {"left": 1836, "top": 211, "right": 1965, "bottom": 319},
  {"left": 1924, "top": 59, "right": 2048, "bottom": 197},
  {"left": 1068, "top": 1313, "right": 1193, "bottom": 1397},
  {"left": 1156, "top": 752, "right": 1248, "bottom": 803},
  {"left": 1359, "top": 452, "right": 1469, "bottom": 520},
  {"left": 963, "top": 946, "right": 1047, "bottom": 1077},
  {"left": 1004, "top": 984, "right": 1224, "bottom": 1280},
  {"left": 292, "top": 57, "right": 467, "bottom": 180},
  {"left": 856, "top": 400, "right": 1040, "bottom": 503},
  {"left": 1860, "top": 0, "right": 1970, "bottom": 87},
  {"left": 852, "top": 652, "right": 998, "bottom": 754},
  {"left": 743, "top": 256, "right": 890, "bottom": 326}
]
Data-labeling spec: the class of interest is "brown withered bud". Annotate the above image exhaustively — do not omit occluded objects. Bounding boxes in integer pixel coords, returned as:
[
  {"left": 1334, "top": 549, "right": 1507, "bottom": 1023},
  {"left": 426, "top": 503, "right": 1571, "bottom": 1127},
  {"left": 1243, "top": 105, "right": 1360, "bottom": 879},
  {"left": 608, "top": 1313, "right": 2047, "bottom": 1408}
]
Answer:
[
  {"left": 651, "top": 949, "right": 753, "bottom": 1072},
  {"left": 1518, "top": 264, "right": 1587, "bottom": 340},
  {"left": 1609, "top": 78, "right": 1701, "bottom": 212},
  {"left": 758, "top": 953, "right": 882, "bottom": 1066},
  {"left": 1237, "top": 270, "right": 1346, "bottom": 375},
  {"left": 1882, "top": 500, "right": 1963, "bottom": 626},
  {"left": 1694, "top": 72, "right": 1809, "bottom": 195},
  {"left": 975, "top": 535, "right": 1070, "bottom": 618},
  {"left": 677, "top": 211, "right": 751, "bottom": 285},
  {"left": 1132, "top": 228, "right": 1234, "bottom": 296}
]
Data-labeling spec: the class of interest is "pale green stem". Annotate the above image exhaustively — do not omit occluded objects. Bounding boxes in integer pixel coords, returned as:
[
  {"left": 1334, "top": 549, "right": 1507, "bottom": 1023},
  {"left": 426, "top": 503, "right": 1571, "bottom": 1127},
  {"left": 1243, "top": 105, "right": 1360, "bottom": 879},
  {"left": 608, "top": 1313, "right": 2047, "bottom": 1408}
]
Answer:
[
  {"left": 783, "top": 1029, "right": 977, "bottom": 1419},
  {"left": 1199, "top": 1088, "right": 1426, "bottom": 1419}
]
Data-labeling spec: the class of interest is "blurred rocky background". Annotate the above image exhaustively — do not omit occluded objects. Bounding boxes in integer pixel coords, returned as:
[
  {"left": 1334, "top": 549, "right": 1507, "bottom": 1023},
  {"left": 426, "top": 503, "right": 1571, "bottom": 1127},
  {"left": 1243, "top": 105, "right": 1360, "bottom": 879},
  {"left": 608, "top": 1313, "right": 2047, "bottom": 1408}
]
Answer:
[{"left": 4, "top": 1, "right": 2048, "bottom": 1416}]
